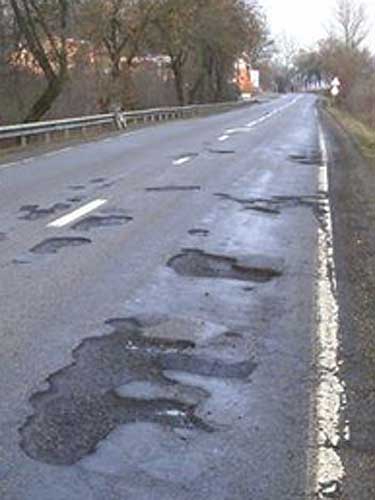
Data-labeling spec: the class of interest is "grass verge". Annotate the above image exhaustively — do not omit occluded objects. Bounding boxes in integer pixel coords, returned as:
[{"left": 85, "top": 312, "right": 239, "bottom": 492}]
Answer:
[{"left": 327, "top": 104, "right": 375, "bottom": 161}]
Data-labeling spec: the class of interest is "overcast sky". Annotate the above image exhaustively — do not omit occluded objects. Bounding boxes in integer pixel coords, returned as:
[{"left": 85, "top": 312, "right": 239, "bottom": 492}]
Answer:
[{"left": 260, "top": 0, "right": 375, "bottom": 51}]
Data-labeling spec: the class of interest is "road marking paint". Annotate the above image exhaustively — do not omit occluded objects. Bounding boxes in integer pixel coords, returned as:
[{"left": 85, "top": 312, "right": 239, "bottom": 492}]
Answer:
[
  {"left": 244, "top": 96, "right": 302, "bottom": 129},
  {"left": 313, "top": 124, "right": 346, "bottom": 499},
  {"left": 48, "top": 199, "right": 107, "bottom": 228},
  {"left": 173, "top": 156, "right": 191, "bottom": 166},
  {"left": 218, "top": 135, "right": 229, "bottom": 142}
]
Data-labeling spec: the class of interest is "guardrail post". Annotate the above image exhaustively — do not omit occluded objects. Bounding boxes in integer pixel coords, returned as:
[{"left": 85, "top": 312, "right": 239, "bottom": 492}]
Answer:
[
  {"left": 45, "top": 132, "right": 51, "bottom": 144},
  {"left": 21, "top": 136, "right": 27, "bottom": 147}
]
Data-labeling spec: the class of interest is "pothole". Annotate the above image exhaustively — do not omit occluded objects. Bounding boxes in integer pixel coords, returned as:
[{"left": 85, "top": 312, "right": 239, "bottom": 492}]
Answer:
[
  {"left": 174, "top": 153, "right": 199, "bottom": 161},
  {"left": 19, "top": 316, "right": 256, "bottom": 465},
  {"left": 188, "top": 229, "right": 210, "bottom": 237},
  {"left": 30, "top": 237, "right": 91, "bottom": 255},
  {"left": 146, "top": 186, "right": 201, "bottom": 192},
  {"left": 167, "top": 249, "right": 282, "bottom": 283},
  {"left": 69, "top": 185, "right": 85, "bottom": 191},
  {"left": 67, "top": 196, "right": 86, "bottom": 203},
  {"left": 100, "top": 181, "right": 116, "bottom": 189},
  {"left": 207, "top": 149, "right": 236, "bottom": 155},
  {"left": 19, "top": 203, "right": 71, "bottom": 221},
  {"left": 215, "top": 193, "right": 281, "bottom": 215},
  {"left": 0, "top": 232, "right": 6, "bottom": 241},
  {"left": 289, "top": 151, "right": 322, "bottom": 165},
  {"left": 244, "top": 205, "right": 281, "bottom": 215},
  {"left": 90, "top": 177, "right": 107, "bottom": 184},
  {"left": 71, "top": 215, "right": 133, "bottom": 231}
]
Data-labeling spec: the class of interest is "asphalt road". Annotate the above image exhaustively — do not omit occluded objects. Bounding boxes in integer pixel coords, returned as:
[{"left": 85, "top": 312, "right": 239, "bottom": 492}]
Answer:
[{"left": 0, "top": 94, "right": 354, "bottom": 499}]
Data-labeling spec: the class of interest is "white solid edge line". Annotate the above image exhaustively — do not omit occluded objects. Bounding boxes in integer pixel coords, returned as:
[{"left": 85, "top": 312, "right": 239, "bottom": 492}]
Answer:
[
  {"left": 48, "top": 199, "right": 108, "bottom": 228},
  {"left": 173, "top": 156, "right": 191, "bottom": 166},
  {"left": 313, "top": 123, "right": 347, "bottom": 498}
]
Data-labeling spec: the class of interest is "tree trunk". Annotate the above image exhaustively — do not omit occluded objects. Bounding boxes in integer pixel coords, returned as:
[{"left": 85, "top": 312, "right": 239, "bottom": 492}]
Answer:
[
  {"left": 172, "top": 61, "right": 185, "bottom": 106},
  {"left": 24, "top": 73, "right": 66, "bottom": 122}
]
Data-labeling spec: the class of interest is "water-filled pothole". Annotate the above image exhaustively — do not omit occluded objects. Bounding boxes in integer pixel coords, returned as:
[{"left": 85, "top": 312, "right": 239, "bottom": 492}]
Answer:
[
  {"left": 167, "top": 249, "right": 282, "bottom": 283},
  {"left": 19, "top": 203, "right": 71, "bottom": 221},
  {"left": 71, "top": 215, "right": 133, "bottom": 231},
  {"left": 30, "top": 237, "right": 91, "bottom": 255},
  {"left": 20, "top": 316, "right": 256, "bottom": 465},
  {"left": 146, "top": 186, "right": 201, "bottom": 192}
]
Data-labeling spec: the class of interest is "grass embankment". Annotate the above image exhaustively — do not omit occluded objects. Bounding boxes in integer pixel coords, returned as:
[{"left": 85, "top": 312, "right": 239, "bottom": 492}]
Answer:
[{"left": 328, "top": 104, "right": 375, "bottom": 161}]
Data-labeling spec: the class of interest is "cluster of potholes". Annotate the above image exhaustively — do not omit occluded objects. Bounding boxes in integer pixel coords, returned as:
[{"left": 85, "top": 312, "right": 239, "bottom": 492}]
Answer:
[
  {"left": 19, "top": 203, "right": 71, "bottom": 222},
  {"left": 27, "top": 213, "right": 132, "bottom": 256},
  {"left": 16, "top": 189, "right": 133, "bottom": 255},
  {"left": 215, "top": 192, "right": 329, "bottom": 229},
  {"left": 20, "top": 316, "right": 256, "bottom": 465},
  {"left": 17, "top": 142, "right": 326, "bottom": 471},
  {"left": 29, "top": 210, "right": 133, "bottom": 256},
  {"left": 20, "top": 245, "right": 281, "bottom": 464}
]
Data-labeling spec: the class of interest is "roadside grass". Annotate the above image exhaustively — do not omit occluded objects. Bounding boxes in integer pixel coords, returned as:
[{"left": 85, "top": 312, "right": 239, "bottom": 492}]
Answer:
[{"left": 328, "top": 104, "right": 375, "bottom": 161}]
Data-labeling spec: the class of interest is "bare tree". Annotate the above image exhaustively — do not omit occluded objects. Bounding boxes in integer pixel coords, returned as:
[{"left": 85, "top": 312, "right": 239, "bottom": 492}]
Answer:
[
  {"left": 80, "top": 0, "right": 158, "bottom": 109},
  {"left": 9, "top": 0, "right": 71, "bottom": 122},
  {"left": 333, "top": 0, "right": 368, "bottom": 49}
]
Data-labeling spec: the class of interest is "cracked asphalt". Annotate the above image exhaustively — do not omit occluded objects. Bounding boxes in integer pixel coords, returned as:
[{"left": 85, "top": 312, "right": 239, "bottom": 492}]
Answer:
[{"left": 0, "top": 94, "right": 365, "bottom": 499}]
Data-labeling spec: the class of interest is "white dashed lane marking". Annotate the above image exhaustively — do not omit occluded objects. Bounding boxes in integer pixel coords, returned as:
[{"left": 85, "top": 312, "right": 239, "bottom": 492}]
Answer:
[{"left": 48, "top": 199, "right": 108, "bottom": 228}]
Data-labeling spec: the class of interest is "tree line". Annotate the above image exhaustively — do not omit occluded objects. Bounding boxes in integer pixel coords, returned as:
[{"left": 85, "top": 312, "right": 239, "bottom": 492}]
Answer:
[
  {"left": 293, "top": 0, "right": 375, "bottom": 128},
  {"left": 0, "top": 0, "right": 270, "bottom": 123}
]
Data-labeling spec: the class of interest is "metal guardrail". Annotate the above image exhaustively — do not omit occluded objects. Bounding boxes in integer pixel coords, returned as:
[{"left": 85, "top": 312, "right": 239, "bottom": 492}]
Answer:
[{"left": 0, "top": 100, "right": 247, "bottom": 147}]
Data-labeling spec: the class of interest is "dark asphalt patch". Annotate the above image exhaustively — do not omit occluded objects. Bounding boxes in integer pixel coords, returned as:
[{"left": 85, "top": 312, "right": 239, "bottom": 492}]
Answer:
[
  {"left": 167, "top": 249, "right": 282, "bottom": 283},
  {"left": 20, "top": 317, "right": 256, "bottom": 465},
  {"left": 146, "top": 186, "right": 201, "bottom": 192},
  {"left": 30, "top": 237, "right": 91, "bottom": 255},
  {"left": 19, "top": 203, "right": 71, "bottom": 221},
  {"left": 71, "top": 215, "right": 133, "bottom": 231},
  {"left": 188, "top": 229, "right": 210, "bottom": 236},
  {"left": 69, "top": 185, "right": 85, "bottom": 191}
]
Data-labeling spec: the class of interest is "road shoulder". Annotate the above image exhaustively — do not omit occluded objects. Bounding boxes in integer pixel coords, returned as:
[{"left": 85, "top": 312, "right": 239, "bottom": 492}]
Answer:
[{"left": 320, "top": 107, "right": 375, "bottom": 499}]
